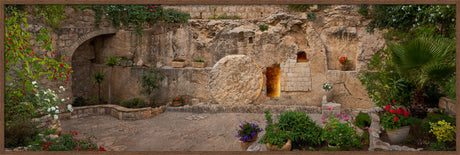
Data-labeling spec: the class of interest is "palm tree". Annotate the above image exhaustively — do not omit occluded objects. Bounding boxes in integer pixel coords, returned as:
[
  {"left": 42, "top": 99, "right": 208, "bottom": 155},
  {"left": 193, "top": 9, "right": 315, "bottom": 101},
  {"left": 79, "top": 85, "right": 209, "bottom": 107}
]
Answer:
[
  {"left": 105, "top": 56, "right": 120, "bottom": 105},
  {"left": 93, "top": 71, "right": 105, "bottom": 104},
  {"left": 387, "top": 37, "right": 456, "bottom": 117}
]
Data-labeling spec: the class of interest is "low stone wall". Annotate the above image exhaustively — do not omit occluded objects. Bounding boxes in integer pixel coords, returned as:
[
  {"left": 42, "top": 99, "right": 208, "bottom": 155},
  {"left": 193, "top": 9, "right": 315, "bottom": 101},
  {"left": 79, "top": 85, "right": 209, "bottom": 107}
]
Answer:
[
  {"left": 165, "top": 103, "right": 321, "bottom": 114},
  {"left": 438, "top": 97, "right": 456, "bottom": 116},
  {"left": 59, "top": 104, "right": 164, "bottom": 121},
  {"left": 367, "top": 107, "right": 423, "bottom": 151}
]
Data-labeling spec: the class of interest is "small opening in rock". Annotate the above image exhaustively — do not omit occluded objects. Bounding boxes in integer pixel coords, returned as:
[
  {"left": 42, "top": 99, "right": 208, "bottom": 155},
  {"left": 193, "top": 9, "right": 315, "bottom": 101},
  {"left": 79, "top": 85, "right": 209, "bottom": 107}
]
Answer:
[
  {"left": 266, "top": 64, "right": 280, "bottom": 97},
  {"left": 238, "top": 32, "right": 244, "bottom": 42},
  {"left": 297, "top": 51, "right": 308, "bottom": 62},
  {"left": 249, "top": 37, "right": 253, "bottom": 43}
]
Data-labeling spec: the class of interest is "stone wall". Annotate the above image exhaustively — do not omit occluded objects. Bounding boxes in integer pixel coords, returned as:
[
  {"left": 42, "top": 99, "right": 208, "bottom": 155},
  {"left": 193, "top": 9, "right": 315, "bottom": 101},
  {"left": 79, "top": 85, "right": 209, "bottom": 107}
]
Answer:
[
  {"left": 22, "top": 5, "right": 386, "bottom": 110},
  {"left": 280, "top": 57, "right": 312, "bottom": 92},
  {"left": 164, "top": 5, "right": 286, "bottom": 19},
  {"left": 438, "top": 97, "right": 456, "bottom": 116}
]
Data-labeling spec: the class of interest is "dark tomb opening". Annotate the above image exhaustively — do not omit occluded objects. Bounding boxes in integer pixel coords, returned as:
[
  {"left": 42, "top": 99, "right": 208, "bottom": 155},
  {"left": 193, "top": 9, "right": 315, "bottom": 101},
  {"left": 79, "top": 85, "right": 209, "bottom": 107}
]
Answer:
[{"left": 266, "top": 64, "right": 280, "bottom": 97}]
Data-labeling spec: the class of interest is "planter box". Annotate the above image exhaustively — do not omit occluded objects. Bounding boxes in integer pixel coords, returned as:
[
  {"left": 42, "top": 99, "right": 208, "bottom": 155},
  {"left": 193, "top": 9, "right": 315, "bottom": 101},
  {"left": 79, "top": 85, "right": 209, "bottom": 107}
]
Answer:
[
  {"left": 192, "top": 62, "right": 205, "bottom": 68},
  {"left": 171, "top": 61, "right": 185, "bottom": 68}
]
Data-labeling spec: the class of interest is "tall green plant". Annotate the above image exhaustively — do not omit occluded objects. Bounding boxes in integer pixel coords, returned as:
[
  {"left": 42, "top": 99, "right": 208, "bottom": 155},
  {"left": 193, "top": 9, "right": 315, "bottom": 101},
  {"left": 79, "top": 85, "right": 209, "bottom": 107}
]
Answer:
[
  {"left": 104, "top": 56, "right": 120, "bottom": 105},
  {"left": 34, "top": 5, "right": 66, "bottom": 29},
  {"left": 388, "top": 37, "right": 456, "bottom": 117},
  {"left": 93, "top": 71, "right": 105, "bottom": 104}
]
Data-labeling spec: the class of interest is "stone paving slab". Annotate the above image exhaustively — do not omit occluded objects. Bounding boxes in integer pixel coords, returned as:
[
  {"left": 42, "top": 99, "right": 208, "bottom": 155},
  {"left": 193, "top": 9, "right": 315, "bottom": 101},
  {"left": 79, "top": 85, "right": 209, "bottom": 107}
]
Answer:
[{"left": 61, "top": 111, "right": 324, "bottom": 151}]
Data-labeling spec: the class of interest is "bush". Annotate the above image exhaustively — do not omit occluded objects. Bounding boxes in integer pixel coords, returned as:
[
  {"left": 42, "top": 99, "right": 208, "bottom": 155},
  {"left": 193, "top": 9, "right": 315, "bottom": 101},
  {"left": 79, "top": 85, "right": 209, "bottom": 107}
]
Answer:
[
  {"left": 5, "top": 120, "right": 40, "bottom": 148},
  {"left": 321, "top": 114, "right": 362, "bottom": 148},
  {"left": 422, "top": 112, "right": 456, "bottom": 132},
  {"left": 73, "top": 96, "right": 87, "bottom": 107},
  {"left": 441, "top": 76, "right": 456, "bottom": 100},
  {"left": 162, "top": 8, "right": 191, "bottom": 23},
  {"left": 307, "top": 12, "right": 316, "bottom": 21},
  {"left": 259, "top": 111, "right": 294, "bottom": 149},
  {"left": 259, "top": 24, "right": 268, "bottom": 31},
  {"left": 29, "top": 130, "right": 106, "bottom": 151},
  {"left": 278, "top": 111, "right": 322, "bottom": 146},
  {"left": 354, "top": 112, "right": 371, "bottom": 129},
  {"left": 429, "top": 120, "right": 456, "bottom": 143},
  {"left": 120, "top": 98, "right": 149, "bottom": 108}
]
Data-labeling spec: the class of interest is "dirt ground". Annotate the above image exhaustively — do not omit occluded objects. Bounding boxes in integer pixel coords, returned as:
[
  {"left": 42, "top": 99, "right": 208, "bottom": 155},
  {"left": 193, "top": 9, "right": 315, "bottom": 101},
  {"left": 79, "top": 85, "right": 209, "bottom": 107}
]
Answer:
[{"left": 61, "top": 112, "right": 323, "bottom": 151}]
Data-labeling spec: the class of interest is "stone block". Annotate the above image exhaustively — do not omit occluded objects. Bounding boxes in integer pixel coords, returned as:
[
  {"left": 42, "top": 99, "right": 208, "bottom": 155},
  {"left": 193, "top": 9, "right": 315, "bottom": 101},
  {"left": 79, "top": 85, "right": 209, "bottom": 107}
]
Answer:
[{"left": 439, "top": 97, "right": 456, "bottom": 116}]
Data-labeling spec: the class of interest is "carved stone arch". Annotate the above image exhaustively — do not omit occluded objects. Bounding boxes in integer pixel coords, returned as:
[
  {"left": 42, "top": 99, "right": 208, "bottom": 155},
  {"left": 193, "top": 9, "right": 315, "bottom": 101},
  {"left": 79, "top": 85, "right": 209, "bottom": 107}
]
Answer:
[{"left": 65, "top": 28, "right": 117, "bottom": 63}]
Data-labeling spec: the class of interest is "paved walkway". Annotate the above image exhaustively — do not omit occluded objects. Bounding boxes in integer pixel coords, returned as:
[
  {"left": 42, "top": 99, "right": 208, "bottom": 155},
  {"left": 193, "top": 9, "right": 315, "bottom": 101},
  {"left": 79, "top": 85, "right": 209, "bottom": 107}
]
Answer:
[{"left": 61, "top": 112, "right": 322, "bottom": 151}]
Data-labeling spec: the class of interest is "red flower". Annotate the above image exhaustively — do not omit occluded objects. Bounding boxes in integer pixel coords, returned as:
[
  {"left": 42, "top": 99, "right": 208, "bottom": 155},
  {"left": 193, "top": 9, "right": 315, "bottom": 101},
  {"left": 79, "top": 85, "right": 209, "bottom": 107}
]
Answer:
[
  {"left": 60, "top": 63, "right": 64, "bottom": 67},
  {"left": 63, "top": 57, "right": 66, "bottom": 61},
  {"left": 32, "top": 89, "right": 36, "bottom": 93},
  {"left": 390, "top": 109, "right": 396, "bottom": 114},
  {"left": 403, "top": 111, "right": 410, "bottom": 117},
  {"left": 89, "top": 149, "right": 92, "bottom": 151},
  {"left": 385, "top": 105, "right": 390, "bottom": 111},
  {"left": 53, "top": 51, "right": 55, "bottom": 54},
  {"left": 183, "top": 97, "right": 185, "bottom": 99},
  {"left": 394, "top": 117, "right": 399, "bottom": 122},
  {"left": 25, "top": 39, "right": 28, "bottom": 42},
  {"left": 396, "top": 108, "right": 402, "bottom": 115},
  {"left": 58, "top": 131, "right": 61, "bottom": 136}
]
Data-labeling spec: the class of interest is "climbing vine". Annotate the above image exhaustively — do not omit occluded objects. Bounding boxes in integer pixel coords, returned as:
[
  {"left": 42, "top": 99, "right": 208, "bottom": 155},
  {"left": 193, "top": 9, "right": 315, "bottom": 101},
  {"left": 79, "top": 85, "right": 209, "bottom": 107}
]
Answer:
[{"left": 33, "top": 5, "right": 66, "bottom": 30}]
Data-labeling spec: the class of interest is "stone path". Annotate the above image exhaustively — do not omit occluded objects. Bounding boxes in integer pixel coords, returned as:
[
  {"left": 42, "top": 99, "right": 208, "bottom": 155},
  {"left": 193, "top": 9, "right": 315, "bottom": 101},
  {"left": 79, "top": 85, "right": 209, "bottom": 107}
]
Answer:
[{"left": 61, "top": 111, "right": 323, "bottom": 151}]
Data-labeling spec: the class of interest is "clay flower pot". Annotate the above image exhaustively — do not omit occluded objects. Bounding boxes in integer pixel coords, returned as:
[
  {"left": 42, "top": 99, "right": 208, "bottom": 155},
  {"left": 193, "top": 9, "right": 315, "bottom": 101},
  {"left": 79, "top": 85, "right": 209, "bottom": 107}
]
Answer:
[
  {"left": 172, "top": 61, "right": 185, "bottom": 68},
  {"left": 340, "top": 63, "right": 352, "bottom": 71},
  {"left": 266, "top": 139, "right": 292, "bottom": 151},
  {"left": 171, "top": 101, "right": 183, "bottom": 107},
  {"left": 192, "top": 61, "right": 205, "bottom": 68},
  {"left": 239, "top": 133, "right": 258, "bottom": 151},
  {"left": 386, "top": 126, "right": 410, "bottom": 144}
]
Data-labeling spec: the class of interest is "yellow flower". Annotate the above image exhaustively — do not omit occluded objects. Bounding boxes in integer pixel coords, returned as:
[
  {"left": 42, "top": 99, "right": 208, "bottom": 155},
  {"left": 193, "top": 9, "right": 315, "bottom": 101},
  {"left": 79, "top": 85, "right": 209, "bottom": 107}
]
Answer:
[{"left": 384, "top": 85, "right": 389, "bottom": 88}]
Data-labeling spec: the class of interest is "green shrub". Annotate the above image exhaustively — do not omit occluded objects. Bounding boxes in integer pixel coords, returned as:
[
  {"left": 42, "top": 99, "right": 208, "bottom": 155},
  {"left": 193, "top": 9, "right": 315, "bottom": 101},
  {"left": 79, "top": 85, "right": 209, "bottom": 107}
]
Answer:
[
  {"left": 29, "top": 131, "right": 106, "bottom": 151},
  {"left": 259, "top": 111, "right": 294, "bottom": 149},
  {"left": 429, "top": 120, "right": 456, "bottom": 142},
  {"left": 354, "top": 112, "right": 371, "bottom": 129},
  {"left": 307, "top": 12, "right": 316, "bottom": 21},
  {"left": 5, "top": 120, "right": 40, "bottom": 148},
  {"left": 259, "top": 24, "right": 268, "bottom": 31},
  {"left": 322, "top": 114, "right": 362, "bottom": 148},
  {"left": 278, "top": 110, "right": 323, "bottom": 146},
  {"left": 162, "top": 8, "right": 191, "bottom": 23},
  {"left": 422, "top": 112, "right": 456, "bottom": 132},
  {"left": 73, "top": 96, "right": 87, "bottom": 107},
  {"left": 120, "top": 98, "right": 149, "bottom": 108},
  {"left": 441, "top": 76, "right": 456, "bottom": 100}
]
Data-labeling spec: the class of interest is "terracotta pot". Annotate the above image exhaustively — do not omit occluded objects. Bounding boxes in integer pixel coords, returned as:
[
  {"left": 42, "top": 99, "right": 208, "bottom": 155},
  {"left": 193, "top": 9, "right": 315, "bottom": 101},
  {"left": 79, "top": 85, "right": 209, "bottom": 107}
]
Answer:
[
  {"left": 239, "top": 133, "right": 258, "bottom": 151},
  {"left": 171, "top": 101, "right": 183, "bottom": 107},
  {"left": 266, "top": 139, "right": 292, "bottom": 151},
  {"left": 171, "top": 61, "right": 185, "bottom": 68},
  {"left": 191, "top": 62, "right": 205, "bottom": 68},
  {"left": 386, "top": 126, "right": 410, "bottom": 144}
]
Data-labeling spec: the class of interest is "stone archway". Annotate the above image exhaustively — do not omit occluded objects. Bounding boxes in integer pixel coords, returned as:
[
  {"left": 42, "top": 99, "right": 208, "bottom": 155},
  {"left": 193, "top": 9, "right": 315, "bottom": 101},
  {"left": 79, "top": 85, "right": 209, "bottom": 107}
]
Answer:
[{"left": 68, "top": 28, "right": 117, "bottom": 101}]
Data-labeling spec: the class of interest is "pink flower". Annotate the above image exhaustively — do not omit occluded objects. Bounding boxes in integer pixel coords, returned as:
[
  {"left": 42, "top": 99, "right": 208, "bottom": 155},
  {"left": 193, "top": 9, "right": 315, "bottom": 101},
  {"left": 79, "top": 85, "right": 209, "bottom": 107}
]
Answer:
[
  {"left": 337, "top": 114, "right": 341, "bottom": 117},
  {"left": 364, "top": 127, "right": 369, "bottom": 130},
  {"left": 321, "top": 116, "right": 326, "bottom": 120},
  {"left": 322, "top": 121, "right": 327, "bottom": 124},
  {"left": 328, "top": 107, "right": 333, "bottom": 110},
  {"left": 339, "top": 133, "right": 342, "bottom": 136},
  {"left": 342, "top": 114, "right": 348, "bottom": 118},
  {"left": 344, "top": 118, "right": 349, "bottom": 121},
  {"left": 150, "top": 9, "right": 153, "bottom": 11}
]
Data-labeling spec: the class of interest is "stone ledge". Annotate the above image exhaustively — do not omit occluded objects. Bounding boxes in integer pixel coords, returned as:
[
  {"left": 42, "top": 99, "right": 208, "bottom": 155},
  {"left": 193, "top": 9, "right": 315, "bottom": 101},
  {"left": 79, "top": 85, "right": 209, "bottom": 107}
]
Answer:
[
  {"left": 59, "top": 104, "right": 165, "bottom": 121},
  {"left": 164, "top": 103, "right": 321, "bottom": 114}
]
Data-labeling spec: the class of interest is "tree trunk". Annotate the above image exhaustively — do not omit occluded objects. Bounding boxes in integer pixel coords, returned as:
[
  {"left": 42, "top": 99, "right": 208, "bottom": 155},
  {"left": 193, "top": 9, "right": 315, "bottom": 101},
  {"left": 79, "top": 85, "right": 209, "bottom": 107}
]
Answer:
[
  {"left": 409, "top": 88, "right": 427, "bottom": 118},
  {"left": 108, "top": 67, "right": 112, "bottom": 105}
]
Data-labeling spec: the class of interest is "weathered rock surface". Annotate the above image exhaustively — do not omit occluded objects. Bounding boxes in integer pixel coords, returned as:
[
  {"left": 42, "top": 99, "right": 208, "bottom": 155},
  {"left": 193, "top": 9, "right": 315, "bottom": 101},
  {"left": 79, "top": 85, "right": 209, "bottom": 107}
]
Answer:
[{"left": 209, "top": 55, "right": 263, "bottom": 105}]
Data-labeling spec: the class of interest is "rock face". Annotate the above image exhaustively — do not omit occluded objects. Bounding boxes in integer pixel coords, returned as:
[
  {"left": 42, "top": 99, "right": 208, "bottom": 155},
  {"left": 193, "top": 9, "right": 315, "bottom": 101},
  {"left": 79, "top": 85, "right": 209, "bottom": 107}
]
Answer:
[
  {"left": 209, "top": 55, "right": 263, "bottom": 105},
  {"left": 23, "top": 5, "right": 386, "bottom": 108}
]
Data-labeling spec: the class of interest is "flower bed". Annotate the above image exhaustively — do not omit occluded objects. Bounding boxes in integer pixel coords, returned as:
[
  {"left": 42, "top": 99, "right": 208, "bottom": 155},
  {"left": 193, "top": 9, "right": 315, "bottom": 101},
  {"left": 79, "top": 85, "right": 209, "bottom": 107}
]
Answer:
[{"left": 59, "top": 104, "right": 164, "bottom": 121}]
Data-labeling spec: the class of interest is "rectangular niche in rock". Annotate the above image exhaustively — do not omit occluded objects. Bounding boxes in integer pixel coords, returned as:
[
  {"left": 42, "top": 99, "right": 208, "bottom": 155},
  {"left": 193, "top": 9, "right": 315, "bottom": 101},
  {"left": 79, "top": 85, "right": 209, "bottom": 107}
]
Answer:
[{"left": 266, "top": 64, "right": 281, "bottom": 97}]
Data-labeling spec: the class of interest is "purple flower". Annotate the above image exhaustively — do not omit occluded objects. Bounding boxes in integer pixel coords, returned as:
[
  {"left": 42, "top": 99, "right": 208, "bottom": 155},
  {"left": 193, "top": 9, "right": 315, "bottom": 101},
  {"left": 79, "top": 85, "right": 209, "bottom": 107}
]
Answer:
[
  {"left": 327, "top": 126, "right": 332, "bottom": 130},
  {"left": 364, "top": 127, "right": 369, "bottom": 130},
  {"left": 322, "top": 121, "right": 327, "bottom": 124},
  {"left": 287, "top": 131, "right": 290, "bottom": 133},
  {"left": 344, "top": 118, "right": 349, "bottom": 121},
  {"left": 321, "top": 116, "right": 326, "bottom": 120}
]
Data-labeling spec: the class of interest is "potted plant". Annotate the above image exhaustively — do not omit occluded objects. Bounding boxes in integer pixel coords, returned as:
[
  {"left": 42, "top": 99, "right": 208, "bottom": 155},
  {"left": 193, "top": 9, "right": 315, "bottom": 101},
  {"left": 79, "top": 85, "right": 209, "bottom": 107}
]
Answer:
[
  {"left": 235, "top": 121, "right": 263, "bottom": 150},
  {"left": 259, "top": 111, "right": 293, "bottom": 151},
  {"left": 322, "top": 82, "right": 333, "bottom": 102},
  {"left": 170, "top": 96, "right": 185, "bottom": 107},
  {"left": 339, "top": 57, "right": 352, "bottom": 71},
  {"left": 192, "top": 58, "right": 205, "bottom": 68},
  {"left": 171, "top": 58, "right": 186, "bottom": 68},
  {"left": 381, "top": 105, "right": 416, "bottom": 144},
  {"left": 321, "top": 110, "right": 363, "bottom": 149}
]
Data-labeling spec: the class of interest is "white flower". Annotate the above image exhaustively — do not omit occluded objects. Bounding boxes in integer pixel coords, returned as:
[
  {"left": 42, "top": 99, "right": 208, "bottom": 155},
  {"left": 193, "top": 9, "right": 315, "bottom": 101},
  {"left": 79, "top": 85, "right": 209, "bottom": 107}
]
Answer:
[
  {"left": 67, "top": 104, "right": 72, "bottom": 109},
  {"left": 32, "top": 81, "right": 37, "bottom": 85},
  {"left": 61, "top": 98, "right": 65, "bottom": 102},
  {"left": 59, "top": 86, "right": 64, "bottom": 90},
  {"left": 452, "top": 18, "right": 455, "bottom": 22},
  {"left": 44, "top": 98, "right": 50, "bottom": 102},
  {"left": 392, "top": 19, "right": 396, "bottom": 22},
  {"left": 69, "top": 108, "right": 74, "bottom": 112},
  {"left": 47, "top": 108, "right": 51, "bottom": 112},
  {"left": 53, "top": 115, "right": 58, "bottom": 120},
  {"left": 447, "top": 5, "right": 450, "bottom": 8},
  {"left": 441, "top": 15, "right": 444, "bottom": 18},
  {"left": 413, "top": 24, "right": 416, "bottom": 27},
  {"left": 409, "top": 5, "right": 411, "bottom": 7},
  {"left": 35, "top": 93, "right": 39, "bottom": 97},
  {"left": 415, "top": 18, "right": 418, "bottom": 21},
  {"left": 55, "top": 110, "right": 59, "bottom": 113},
  {"left": 417, "top": 23, "right": 420, "bottom": 25},
  {"left": 418, "top": 7, "right": 421, "bottom": 11},
  {"left": 55, "top": 106, "right": 59, "bottom": 109},
  {"left": 51, "top": 106, "right": 56, "bottom": 111}
]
